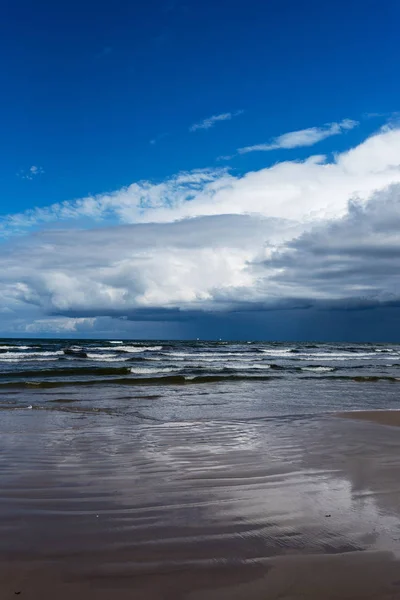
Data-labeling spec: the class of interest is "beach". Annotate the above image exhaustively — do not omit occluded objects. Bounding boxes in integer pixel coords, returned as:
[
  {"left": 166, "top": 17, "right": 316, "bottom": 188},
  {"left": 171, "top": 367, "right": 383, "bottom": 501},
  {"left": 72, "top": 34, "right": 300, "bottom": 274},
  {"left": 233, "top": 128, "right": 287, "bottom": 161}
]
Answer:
[
  {"left": 2, "top": 340, "right": 400, "bottom": 598},
  {"left": 338, "top": 409, "right": 400, "bottom": 427},
  {"left": 2, "top": 408, "right": 400, "bottom": 598}
]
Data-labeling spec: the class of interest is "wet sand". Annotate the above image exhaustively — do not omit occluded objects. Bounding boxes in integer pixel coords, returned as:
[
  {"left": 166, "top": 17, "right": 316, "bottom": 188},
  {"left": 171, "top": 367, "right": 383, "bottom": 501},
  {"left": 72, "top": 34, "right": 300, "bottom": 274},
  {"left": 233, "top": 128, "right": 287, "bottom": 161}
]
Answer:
[
  {"left": 2, "top": 409, "right": 400, "bottom": 599},
  {"left": 338, "top": 409, "right": 400, "bottom": 427},
  {"left": 2, "top": 552, "right": 400, "bottom": 599}
]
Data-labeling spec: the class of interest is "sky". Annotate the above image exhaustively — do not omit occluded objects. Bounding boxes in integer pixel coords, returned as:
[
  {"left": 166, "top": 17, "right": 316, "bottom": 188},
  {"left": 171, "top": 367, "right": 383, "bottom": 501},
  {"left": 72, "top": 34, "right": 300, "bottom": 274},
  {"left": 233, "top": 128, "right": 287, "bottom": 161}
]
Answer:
[{"left": 1, "top": 0, "right": 400, "bottom": 340}]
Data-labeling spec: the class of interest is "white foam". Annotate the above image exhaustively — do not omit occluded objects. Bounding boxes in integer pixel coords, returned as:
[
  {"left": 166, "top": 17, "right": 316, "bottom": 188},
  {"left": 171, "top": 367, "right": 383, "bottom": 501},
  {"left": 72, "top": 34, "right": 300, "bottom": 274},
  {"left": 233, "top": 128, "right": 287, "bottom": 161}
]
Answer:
[
  {"left": 89, "top": 347, "right": 119, "bottom": 351},
  {"left": 0, "top": 357, "right": 55, "bottom": 363},
  {"left": 238, "top": 363, "right": 272, "bottom": 370},
  {"left": 116, "top": 345, "right": 163, "bottom": 353},
  {"left": 260, "top": 350, "right": 391, "bottom": 360},
  {"left": 0, "top": 345, "right": 32, "bottom": 350},
  {"left": 301, "top": 366, "right": 335, "bottom": 372},
  {"left": 186, "top": 356, "right": 263, "bottom": 364},
  {"left": 87, "top": 353, "right": 122, "bottom": 360},
  {"left": 109, "top": 341, "right": 123, "bottom": 344},
  {"left": 169, "top": 351, "right": 257, "bottom": 358},
  {"left": 0, "top": 351, "right": 63, "bottom": 360},
  {"left": 260, "top": 349, "right": 296, "bottom": 355},
  {"left": 194, "top": 363, "right": 272, "bottom": 370},
  {"left": 298, "top": 354, "right": 395, "bottom": 361},
  {"left": 130, "top": 367, "right": 175, "bottom": 375},
  {"left": 376, "top": 348, "right": 397, "bottom": 353},
  {"left": 301, "top": 352, "right": 381, "bottom": 358}
]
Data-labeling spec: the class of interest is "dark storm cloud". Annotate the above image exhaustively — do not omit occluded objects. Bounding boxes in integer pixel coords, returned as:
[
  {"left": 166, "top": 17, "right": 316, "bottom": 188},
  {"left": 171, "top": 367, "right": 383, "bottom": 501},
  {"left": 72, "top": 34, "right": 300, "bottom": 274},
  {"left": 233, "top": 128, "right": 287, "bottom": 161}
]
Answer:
[{"left": 252, "top": 185, "right": 400, "bottom": 311}]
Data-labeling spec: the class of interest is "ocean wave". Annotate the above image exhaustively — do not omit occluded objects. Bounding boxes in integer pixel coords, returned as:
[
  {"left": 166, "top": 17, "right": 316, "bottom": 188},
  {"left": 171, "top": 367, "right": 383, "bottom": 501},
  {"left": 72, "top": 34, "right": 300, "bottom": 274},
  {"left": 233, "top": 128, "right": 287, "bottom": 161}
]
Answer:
[
  {"left": 0, "top": 374, "right": 278, "bottom": 388},
  {"left": 88, "top": 357, "right": 129, "bottom": 362},
  {"left": 130, "top": 367, "right": 176, "bottom": 375},
  {"left": 88, "top": 347, "right": 120, "bottom": 351},
  {"left": 174, "top": 358, "right": 266, "bottom": 366},
  {"left": 301, "top": 375, "right": 400, "bottom": 382},
  {"left": 0, "top": 366, "right": 131, "bottom": 379},
  {"left": 115, "top": 345, "right": 163, "bottom": 353},
  {"left": 168, "top": 352, "right": 257, "bottom": 358},
  {"left": 86, "top": 353, "right": 122, "bottom": 360},
  {"left": 301, "top": 366, "right": 336, "bottom": 373},
  {"left": 87, "top": 345, "right": 156, "bottom": 353},
  {"left": 303, "top": 352, "right": 386, "bottom": 358},
  {"left": 0, "top": 345, "right": 33, "bottom": 350},
  {"left": 109, "top": 341, "right": 123, "bottom": 344},
  {"left": 375, "top": 348, "right": 397, "bottom": 353},
  {"left": 224, "top": 363, "right": 272, "bottom": 370},
  {"left": 261, "top": 350, "right": 379, "bottom": 358},
  {"left": 0, "top": 357, "right": 56, "bottom": 363},
  {"left": 0, "top": 351, "right": 63, "bottom": 360},
  {"left": 260, "top": 349, "right": 297, "bottom": 355},
  {"left": 298, "top": 356, "right": 397, "bottom": 361}
]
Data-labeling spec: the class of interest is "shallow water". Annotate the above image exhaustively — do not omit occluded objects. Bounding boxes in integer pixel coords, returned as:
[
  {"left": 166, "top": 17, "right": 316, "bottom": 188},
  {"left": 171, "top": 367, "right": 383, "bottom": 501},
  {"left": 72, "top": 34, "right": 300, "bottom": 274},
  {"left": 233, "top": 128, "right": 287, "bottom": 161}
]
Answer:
[{"left": 1, "top": 339, "right": 400, "bottom": 417}]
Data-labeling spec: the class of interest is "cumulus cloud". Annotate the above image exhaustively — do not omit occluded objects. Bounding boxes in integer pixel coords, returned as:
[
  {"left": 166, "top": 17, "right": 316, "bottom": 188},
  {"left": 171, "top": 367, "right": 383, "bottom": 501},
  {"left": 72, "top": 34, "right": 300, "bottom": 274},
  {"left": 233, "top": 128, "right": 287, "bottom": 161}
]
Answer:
[
  {"left": 3, "top": 125, "right": 400, "bottom": 237},
  {"left": 189, "top": 110, "right": 243, "bottom": 132},
  {"left": 238, "top": 118, "right": 358, "bottom": 154},
  {"left": 260, "top": 184, "right": 400, "bottom": 308},
  {"left": 3, "top": 126, "right": 400, "bottom": 334},
  {"left": 2, "top": 185, "right": 400, "bottom": 332}
]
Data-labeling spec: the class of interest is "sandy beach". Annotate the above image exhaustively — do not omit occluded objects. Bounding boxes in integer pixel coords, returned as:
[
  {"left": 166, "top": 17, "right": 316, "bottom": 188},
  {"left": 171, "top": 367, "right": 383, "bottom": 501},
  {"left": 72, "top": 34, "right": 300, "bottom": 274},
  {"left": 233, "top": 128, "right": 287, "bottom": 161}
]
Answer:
[
  {"left": 1, "top": 406, "right": 400, "bottom": 599},
  {"left": 337, "top": 409, "right": 400, "bottom": 428},
  {"left": 2, "top": 551, "right": 400, "bottom": 599}
]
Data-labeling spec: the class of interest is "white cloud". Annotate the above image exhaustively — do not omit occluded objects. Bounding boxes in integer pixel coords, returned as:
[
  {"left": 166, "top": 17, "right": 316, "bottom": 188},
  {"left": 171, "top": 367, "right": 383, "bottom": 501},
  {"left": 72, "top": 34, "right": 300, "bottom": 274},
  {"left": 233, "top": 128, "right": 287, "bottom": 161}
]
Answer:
[
  {"left": 190, "top": 110, "right": 243, "bottom": 132},
  {"left": 17, "top": 165, "right": 45, "bottom": 180},
  {"left": 24, "top": 317, "right": 96, "bottom": 334},
  {"left": 238, "top": 118, "right": 358, "bottom": 154},
  {"left": 3, "top": 126, "right": 400, "bottom": 332},
  {"left": 3, "top": 125, "right": 400, "bottom": 236}
]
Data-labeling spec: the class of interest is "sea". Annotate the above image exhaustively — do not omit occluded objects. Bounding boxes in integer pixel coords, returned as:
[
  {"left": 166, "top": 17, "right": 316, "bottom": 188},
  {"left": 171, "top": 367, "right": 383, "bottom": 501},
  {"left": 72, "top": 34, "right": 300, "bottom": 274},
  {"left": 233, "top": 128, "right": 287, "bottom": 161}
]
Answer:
[{"left": 1, "top": 338, "right": 400, "bottom": 418}]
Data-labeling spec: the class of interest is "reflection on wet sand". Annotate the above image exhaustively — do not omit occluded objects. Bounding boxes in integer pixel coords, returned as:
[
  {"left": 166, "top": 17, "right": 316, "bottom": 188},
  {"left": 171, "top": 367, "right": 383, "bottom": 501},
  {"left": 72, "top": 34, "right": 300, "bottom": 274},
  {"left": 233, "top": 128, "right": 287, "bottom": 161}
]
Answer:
[{"left": 1, "top": 410, "right": 400, "bottom": 598}]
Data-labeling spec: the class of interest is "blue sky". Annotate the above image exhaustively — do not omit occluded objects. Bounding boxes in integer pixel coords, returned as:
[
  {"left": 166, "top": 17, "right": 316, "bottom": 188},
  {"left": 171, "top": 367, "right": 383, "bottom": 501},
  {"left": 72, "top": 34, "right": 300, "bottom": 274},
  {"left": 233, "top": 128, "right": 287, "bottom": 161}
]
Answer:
[
  {"left": 2, "top": 0, "right": 399, "bottom": 210},
  {"left": 1, "top": 0, "right": 400, "bottom": 339}
]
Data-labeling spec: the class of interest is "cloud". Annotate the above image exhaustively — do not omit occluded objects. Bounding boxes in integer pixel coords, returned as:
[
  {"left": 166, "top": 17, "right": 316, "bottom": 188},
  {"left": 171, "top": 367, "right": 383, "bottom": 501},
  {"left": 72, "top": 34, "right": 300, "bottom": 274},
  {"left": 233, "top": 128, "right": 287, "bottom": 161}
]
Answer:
[
  {"left": 17, "top": 166, "right": 44, "bottom": 180},
  {"left": 24, "top": 317, "right": 96, "bottom": 334},
  {"left": 189, "top": 110, "right": 243, "bottom": 132},
  {"left": 4, "top": 125, "right": 400, "bottom": 236},
  {"left": 238, "top": 118, "right": 358, "bottom": 154},
  {"left": 2, "top": 126, "right": 400, "bottom": 334},
  {"left": 256, "top": 184, "right": 400, "bottom": 309},
  {"left": 2, "top": 185, "right": 400, "bottom": 332}
]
